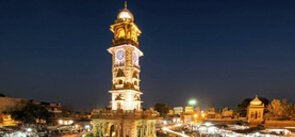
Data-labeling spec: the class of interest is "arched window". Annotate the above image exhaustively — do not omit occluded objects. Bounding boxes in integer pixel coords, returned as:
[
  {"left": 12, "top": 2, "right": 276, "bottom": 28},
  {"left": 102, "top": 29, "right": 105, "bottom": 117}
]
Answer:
[
  {"left": 116, "top": 69, "right": 125, "bottom": 77},
  {"left": 251, "top": 112, "right": 254, "bottom": 118},
  {"left": 119, "top": 80, "right": 123, "bottom": 84},
  {"left": 255, "top": 111, "right": 258, "bottom": 119}
]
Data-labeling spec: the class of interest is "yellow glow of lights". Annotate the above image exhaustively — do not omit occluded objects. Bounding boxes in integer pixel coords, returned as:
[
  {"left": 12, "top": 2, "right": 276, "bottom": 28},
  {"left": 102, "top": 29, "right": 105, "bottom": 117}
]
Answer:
[
  {"left": 58, "top": 119, "right": 63, "bottom": 125},
  {"left": 58, "top": 119, "right": 74, "bottom": 125}
]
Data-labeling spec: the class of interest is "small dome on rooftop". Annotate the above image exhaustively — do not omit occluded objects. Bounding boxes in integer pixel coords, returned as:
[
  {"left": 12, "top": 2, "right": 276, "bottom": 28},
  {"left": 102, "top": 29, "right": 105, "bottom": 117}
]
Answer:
[
  {"left": 117, "top": 9, "right": 134, "bottom": 20},
  {"left": 250, "top": 96, "right": 263, "bottom": 106},
  {"left": 117, "top": 1, "right": 134, "bottom": 21}
]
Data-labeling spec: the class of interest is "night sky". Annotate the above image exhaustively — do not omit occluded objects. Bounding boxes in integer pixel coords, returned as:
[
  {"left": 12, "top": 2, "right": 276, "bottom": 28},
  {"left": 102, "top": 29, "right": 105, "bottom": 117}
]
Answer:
[{"left": 1, "top": 0, "right": 295, "bottom": 111}]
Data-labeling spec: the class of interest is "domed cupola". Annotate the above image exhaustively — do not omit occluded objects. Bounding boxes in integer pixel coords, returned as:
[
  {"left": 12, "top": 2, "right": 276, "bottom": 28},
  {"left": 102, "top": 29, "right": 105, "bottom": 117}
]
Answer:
[
  {"left": 117, "top": 1, "right": 134, "bottom": 21},
  {"left": 250, "top": 96, "right": 264, "bottom": 106}
]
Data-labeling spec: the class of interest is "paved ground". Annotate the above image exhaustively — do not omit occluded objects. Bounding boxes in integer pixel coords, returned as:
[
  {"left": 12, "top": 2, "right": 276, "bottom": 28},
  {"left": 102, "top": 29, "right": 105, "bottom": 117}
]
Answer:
[{"left": 58, "top": 132, "right": 84, "bottom": 137}]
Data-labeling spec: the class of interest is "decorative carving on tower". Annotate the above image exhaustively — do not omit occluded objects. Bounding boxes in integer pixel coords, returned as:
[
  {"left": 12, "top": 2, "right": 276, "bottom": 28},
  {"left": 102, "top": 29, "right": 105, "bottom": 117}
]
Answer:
[
  {"left": 110, "top": 2, "right": 141, "bottom": 48},
  {"left": 107, "top": 2, "right": 143, "bottom": 111}
]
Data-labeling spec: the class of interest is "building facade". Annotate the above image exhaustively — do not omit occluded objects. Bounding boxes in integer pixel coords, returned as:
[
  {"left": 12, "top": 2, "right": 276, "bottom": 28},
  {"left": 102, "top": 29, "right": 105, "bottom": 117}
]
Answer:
[
  {"left": 173, "top": 107, "right": 183, "bottom": 115},
  {"left": 221, "top": 107, "right": 234, "bottom": 119},
  {"left": 92, "top": 2, "right": 158, "bottom": 137},
  {"left": 182, "top": 106, "right": 197, "bottom": 124},
  {"left": 0, "top": 96, "right": 25, "bottom": 113},
  {"left": 247, "top": 96, "right": 264, "bottom": 124},
  {"left": 206, "top": 107, "right": 216, "bottom": 119}
]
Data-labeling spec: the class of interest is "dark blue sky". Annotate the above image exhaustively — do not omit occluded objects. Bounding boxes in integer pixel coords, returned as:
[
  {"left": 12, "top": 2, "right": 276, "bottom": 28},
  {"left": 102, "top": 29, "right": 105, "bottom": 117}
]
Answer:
[{"left": 1, "top": 0, "right": 295, "bottom": 111}]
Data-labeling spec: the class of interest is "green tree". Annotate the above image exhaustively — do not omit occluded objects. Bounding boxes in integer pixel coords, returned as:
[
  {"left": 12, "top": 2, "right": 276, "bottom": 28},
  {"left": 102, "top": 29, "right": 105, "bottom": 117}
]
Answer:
[
  {"left": 10, "top": 102, "right": 53, "bottom": 124},
  {"left": 154, "top": 103, "right": 170, "bottom": 117}
]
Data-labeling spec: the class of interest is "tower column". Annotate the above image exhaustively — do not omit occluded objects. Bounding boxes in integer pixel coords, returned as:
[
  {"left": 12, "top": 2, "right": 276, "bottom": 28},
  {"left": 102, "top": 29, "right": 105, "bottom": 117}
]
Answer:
[{"left": 108, "top": 3, "right": 143, "bottom": 111}]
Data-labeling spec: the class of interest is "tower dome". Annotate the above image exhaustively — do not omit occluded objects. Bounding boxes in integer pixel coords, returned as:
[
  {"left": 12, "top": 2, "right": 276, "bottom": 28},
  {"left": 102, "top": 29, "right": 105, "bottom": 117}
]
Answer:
[
  {"left": 250, "top": 96, "right": 263, "bottom": 106},
  {"left": 117, "top": 1, "right": 134, "bottom": 21}
]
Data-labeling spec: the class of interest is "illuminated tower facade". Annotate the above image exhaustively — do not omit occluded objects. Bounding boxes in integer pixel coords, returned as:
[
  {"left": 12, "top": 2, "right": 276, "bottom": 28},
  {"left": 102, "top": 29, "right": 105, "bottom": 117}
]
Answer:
[
  {"left": 92, "top": 2, "right": 158, "bottom": 137},
  {"left": 107, "top": 3, "right": 143, "bottom": 111}
]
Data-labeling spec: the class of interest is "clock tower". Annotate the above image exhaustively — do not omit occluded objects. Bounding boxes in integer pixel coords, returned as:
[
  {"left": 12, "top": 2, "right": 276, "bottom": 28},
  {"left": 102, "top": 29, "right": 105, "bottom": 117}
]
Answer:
[
  {"left": 92, "top": 2, "right": 158, "bottom": 137},
  {"left": 107, "top": 2, "right": 143, "bottom": 111}
]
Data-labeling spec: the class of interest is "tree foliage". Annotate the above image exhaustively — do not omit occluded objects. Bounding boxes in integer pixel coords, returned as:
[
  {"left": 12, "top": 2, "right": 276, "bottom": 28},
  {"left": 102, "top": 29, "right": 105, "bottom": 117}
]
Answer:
[
  {"left": 154, "top": 103, "right": 171, "bottom": 117},
  {"left": 267, "top": 99, "right": 295, "bottom": 120},
  {"left": 10, "top": 102, "right": 53, "bottom": 124}
]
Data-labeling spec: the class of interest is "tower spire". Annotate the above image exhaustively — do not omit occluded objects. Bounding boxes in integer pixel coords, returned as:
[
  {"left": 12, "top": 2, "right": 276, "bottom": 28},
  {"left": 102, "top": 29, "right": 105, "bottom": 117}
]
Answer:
[{"left": 124, "top": 0, "right": 128, "bottom": 9}]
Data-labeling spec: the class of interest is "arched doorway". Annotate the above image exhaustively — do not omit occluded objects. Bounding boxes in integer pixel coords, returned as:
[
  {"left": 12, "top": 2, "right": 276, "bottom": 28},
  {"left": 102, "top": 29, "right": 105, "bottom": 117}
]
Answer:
[{"left": 110, "top": 125, "right": 115, "bottom": 137}]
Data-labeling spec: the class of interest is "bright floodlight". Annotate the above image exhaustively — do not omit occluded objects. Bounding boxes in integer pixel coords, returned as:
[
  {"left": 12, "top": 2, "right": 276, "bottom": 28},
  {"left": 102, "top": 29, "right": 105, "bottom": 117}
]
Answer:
[
  {"left": 58, "top": 119, "right": 63, "bottom": 125},
  {"left": 27, "top": 128, "right": 32, "bottom": 132},
  {"left": 188, "top": 99, "right": 197, "bottom": 106},
  {"left": 85, "top": 125, "right": 91, "bottom": 129}
]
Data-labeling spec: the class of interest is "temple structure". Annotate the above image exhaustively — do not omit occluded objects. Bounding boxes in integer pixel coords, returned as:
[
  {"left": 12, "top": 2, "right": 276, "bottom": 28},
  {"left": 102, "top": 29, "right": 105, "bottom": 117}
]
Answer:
[
  {"left": 91, "top": 2, "right": 158, "bottom": 137},
  {"left": 247, "top": 96, "right": 265, "bottom": 124}
]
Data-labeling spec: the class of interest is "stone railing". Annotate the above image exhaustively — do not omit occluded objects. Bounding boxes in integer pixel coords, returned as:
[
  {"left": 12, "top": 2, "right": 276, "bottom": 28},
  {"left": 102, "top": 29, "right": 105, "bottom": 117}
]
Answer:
[
  {"left": 112, "top": 39, "right": 139, "bottom": 48},
  {"left": 91, "top": 109, "right": 159, "bottom": 120}
]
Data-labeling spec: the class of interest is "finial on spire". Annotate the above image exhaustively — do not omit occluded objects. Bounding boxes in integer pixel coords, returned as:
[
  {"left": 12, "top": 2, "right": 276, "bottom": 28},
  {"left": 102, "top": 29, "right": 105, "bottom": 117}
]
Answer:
[{"left": 124, "top": 0, "right": 128, "bottom": 9}]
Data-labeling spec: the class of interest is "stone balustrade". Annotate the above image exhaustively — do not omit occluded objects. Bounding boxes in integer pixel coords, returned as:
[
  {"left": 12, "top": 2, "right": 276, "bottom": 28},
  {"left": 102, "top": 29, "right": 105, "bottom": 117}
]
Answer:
[{"left": 91, "top": 109, "right": 159, "bottom": 119}]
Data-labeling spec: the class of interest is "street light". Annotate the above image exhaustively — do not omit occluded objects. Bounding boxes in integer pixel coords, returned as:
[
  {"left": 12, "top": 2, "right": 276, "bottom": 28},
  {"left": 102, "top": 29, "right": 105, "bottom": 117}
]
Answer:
[{"left": 188, "top": 99, "right": 197, "bottom": 106}]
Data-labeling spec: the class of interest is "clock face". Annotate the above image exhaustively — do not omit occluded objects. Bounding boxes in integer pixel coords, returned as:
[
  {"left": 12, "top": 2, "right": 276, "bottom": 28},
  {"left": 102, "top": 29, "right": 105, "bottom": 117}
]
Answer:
[
  {"left": 116, "top": 50, "right": 124, "bottom": 60},
  {"left": 133, "top": 52, "right": 138, "bottom": 65}
]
